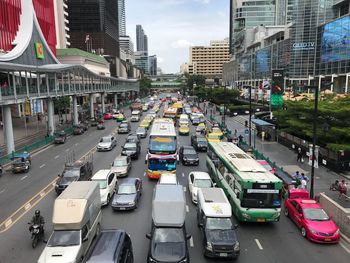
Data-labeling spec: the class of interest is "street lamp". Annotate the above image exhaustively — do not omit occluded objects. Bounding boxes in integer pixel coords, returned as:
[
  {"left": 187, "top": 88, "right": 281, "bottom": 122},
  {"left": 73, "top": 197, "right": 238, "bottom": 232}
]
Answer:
[{"left": 249, "top": 85, "right": 252, "bottom": 147}]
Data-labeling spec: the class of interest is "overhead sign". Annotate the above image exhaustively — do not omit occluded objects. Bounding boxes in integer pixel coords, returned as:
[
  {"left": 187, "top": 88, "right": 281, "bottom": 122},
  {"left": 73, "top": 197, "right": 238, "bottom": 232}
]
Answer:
[
  {"left": 35, "top": 42, "right": 44, "bottom": 59},
  {"left": 292, "top": 42, "right": 315, "bottom": 50}
]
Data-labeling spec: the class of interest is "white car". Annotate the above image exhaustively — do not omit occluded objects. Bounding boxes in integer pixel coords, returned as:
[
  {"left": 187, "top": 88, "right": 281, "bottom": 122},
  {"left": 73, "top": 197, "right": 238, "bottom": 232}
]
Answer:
[
  {"left": 159, "top": 173, "right": 178, "bottom": 185},
  {"left": 97, "top": 135, "right": 117, "bottom": 151},
  {"left": 91, "top": 170, "right": 118, "bottom": 205},
  {"left": 188, "top": 171, "right": 214, "bottom": 203}
]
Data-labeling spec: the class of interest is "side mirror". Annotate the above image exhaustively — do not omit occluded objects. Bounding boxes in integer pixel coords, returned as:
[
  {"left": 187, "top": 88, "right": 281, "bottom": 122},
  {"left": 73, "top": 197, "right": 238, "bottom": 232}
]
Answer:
[
  {"left": 145, "top": 233, "right": 151, "bottom": 239},
  {"left": 82, "top": 236, "right": 88, "bottom": 242},
  {"left": 213, "top": 183, "right": 217, "bottom": 187},
  {"left": 186, "top": 234, "right": 192, "bottom": 240},
  {"left": 234, "top": 224, "right": 239, "bottom": 229}
]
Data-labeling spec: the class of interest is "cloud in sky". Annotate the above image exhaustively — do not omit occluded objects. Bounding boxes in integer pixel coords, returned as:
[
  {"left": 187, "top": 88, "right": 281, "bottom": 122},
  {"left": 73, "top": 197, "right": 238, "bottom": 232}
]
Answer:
[{"left": 125, "top": 0, "right": 229, "bottom": 73}]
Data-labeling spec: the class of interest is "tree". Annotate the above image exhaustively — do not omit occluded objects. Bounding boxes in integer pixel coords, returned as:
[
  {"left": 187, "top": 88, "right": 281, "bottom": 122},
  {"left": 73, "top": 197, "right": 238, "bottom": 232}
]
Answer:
[
  {"left": 53, "top": 97, "right": 70, "bottom": 123},
  {"left": 140, "top": 76, "right": 152, "bottom": 97},
  {"left": 184, "top": 74, "right": 206, "bottom": 95}
]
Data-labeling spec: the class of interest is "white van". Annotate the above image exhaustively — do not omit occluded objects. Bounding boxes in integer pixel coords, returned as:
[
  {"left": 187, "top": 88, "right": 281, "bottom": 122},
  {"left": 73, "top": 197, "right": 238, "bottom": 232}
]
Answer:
[
  {"left": 179, "top": 114, "right": 189, "bottom": 126},
  {"left": 91, "top": 169, "right": 118, "bottom": 206},
  {"left": 131, "top": 110, "right": 141, "bottom": 122}
]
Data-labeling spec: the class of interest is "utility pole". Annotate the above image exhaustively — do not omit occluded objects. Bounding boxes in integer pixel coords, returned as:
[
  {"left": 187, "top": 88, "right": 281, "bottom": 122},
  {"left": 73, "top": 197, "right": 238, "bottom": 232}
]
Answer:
[
  {"left": 310, "top": 85, "right": 318, "bottom": 199},
  {"left": 249, "top": 85, "right": 252, "bottom": 147}
]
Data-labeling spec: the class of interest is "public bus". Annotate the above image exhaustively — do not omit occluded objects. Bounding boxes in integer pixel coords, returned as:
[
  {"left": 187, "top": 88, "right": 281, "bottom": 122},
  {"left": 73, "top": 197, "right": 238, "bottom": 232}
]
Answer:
[
  {"left": 206, "top": 142, "right": 283, "bottom": 222},
  {"left": 146, "top": 118, "right": 177, "bottom": 179},
  {"left": 163, "top": 107, "right": 177, "bottom": 121}
]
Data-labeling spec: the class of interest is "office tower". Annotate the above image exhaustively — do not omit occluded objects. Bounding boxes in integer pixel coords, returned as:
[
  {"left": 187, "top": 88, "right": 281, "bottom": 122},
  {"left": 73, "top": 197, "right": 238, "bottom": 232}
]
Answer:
[{"left": 118, "top": 0, "right": 126, "bottom": 36}]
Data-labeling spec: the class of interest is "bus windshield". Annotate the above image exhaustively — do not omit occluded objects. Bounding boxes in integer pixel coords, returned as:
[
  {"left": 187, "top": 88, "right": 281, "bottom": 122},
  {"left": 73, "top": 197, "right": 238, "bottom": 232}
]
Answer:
[
  {"left": 148, "top": 158, "right": 176, "bottom": 171},
  {"left": 149, "top": 136, "right": 176, "bottom": 154},
  {"left": 241, "top": 191, "right": 281, "bottom": 209}
]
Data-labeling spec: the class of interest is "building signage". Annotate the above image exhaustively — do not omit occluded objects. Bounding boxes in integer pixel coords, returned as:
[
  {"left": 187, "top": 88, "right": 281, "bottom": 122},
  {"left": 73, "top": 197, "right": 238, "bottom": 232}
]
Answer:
[
  {"left": 292, "top": 42, "right": 315, "bottom": 50},
  {"left": 35, "top": 42, "right": 44, "bottom": 59}
]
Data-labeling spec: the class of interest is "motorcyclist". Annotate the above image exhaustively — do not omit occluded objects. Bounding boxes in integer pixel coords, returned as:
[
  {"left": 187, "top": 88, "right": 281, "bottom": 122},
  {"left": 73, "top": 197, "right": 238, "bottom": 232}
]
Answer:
[{"left": 29, "top": 210, "right": 45, "bottom": 236}]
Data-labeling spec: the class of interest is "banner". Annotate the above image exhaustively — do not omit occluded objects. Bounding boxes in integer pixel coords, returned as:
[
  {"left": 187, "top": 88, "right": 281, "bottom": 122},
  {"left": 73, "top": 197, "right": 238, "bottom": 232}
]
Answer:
[{"left": 24, "top": 101, "right": 31, "bottom": 116}]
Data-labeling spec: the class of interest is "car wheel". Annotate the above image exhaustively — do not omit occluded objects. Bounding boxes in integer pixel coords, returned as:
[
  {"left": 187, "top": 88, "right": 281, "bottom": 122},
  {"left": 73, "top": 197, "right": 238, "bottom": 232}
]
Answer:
[
  {"left": 301, "top": 227, "right": 307, "bottom": 238},
  {"left": 284, "top": 208, "right": 289, "bottom": 217}
]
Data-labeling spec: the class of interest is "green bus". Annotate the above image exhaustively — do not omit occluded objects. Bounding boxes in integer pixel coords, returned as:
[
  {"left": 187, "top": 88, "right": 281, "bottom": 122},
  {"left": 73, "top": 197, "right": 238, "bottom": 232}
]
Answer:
[{"left": 206, "top": 142, "right": 282, "bottom": 222}]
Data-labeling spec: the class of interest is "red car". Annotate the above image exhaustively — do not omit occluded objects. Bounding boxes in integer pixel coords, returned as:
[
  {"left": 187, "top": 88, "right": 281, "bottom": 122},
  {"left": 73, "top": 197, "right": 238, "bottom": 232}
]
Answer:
[
  {"left": 257, "top": 160, "right": 276, "bottom": 174},
  {"left": 103, "top": 113, "right": 113, "bottom": 120},
  {"left": 284, "top": 198, "right": 340, "bottom": 243}
]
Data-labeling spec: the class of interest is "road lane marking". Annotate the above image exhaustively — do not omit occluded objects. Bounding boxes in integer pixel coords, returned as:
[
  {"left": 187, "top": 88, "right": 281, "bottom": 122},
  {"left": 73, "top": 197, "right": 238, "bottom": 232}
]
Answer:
[
  {"left": 5, "top": 219, "right": 12, "bottom": 228},
  {"left": 20, "top": 175, "right": 28, "bottom": 181},
  {"left": 182, "top": 172, "right": 185, "bottom": 177},
  {"left": 255, "top": 239, "right": 263, "bottom": 250},
  {"left": 189, "top": 237, "right": 194, "bottom": 247},
  {"left": 186, "top": 205, "right": 189, "bottom": 212},
  {"left": 340, "top": 241, "right": 350, "bottom": 254},
  {"left": 143, "top": 172, "right": 146, "bottom": 177},
  {"left": 24, "top": 203, "right": 31, "bottom": 210},
  {"left": 0, "top": 189, "right": 5, "bottom": 194},
  {"left": 54, "top": 155, "right": 60, "bottom": 159},
  {"left": 31, "top": 145, "right": 54, "bottom": 157},
  {"left": 39, "top": 164, "right": 46, "bottom": 168}
]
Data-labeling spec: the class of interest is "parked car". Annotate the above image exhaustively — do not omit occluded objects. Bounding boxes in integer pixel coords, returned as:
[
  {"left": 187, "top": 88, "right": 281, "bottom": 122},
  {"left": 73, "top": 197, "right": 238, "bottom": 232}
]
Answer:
[
  {"left": 179, "top": 146, "right": 199, "bottom": 166},
  {"left": 136, "top": 126, "right": 147, "bottom": 138},
  {"left": 110, "top": 155, "right": 131, "bottom": 177},
  {"left": 284, "top": 198, "right": 340, "bottom": 243},
  {"left": 54, "top": 130, "right": 67, "bottom": 144},
  {"left": 91, "top": 170, "right": 118, "bottom": 206},
  {"left": 97, "top": 136, "right": 117, "bottom": 151},
  {"left": 118, "top": 122, "right": 131, "bottom": 134},
  {"left": 73, "top": 124, "right": 84, "bottom": 135},
  {"left": 121, "top": 142, "right": 141, "bottom": 159},
  {"left": 104, "top": 113, "right": 113, "bottom": 120},
  {"left": 188, "top": 171, "right": 214, "bottom": 203},
  {"left": 191, "top": 134, "right": 208, "bottom": 151},
  {"left": 111, "top": 178, "right": 142, "bottom": 210},
  {"left": 86, "top": 229, "right": 134, "bottom": 263}
]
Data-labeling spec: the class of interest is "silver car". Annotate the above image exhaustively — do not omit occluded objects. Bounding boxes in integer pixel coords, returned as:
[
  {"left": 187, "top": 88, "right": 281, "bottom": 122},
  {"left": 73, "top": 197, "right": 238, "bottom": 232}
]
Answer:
[
  {"left": 110, "top": 156, "right": 131, "bottom": 177},
  {"left": 97, "top": 136, "right": 117, "bottom": 151},
  {"left": 136, "top": 127, "right": 147, "bottom": 138}
]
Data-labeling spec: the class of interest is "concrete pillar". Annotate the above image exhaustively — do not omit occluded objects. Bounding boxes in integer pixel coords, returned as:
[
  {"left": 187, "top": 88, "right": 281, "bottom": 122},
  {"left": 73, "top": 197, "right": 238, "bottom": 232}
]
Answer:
[
  {"left": 73, "top": 96, "right": 79, "bottom": 125},
  {"left": 114, "top": 93, "right": 118, "bottom": 109},
  {"left": 47, "top": 98, "right": 55, "bottom": 136},
  {"left": 89, "top": 94, "right": 94, "bottom": 118},
  {"left": 3, "top": 105, "right": 15, "bottom": 154},
  {"left": 346, "top": 74, "right": 349, "bottom": 93},
  {"left": 101, "top": 93, "right": 106, "bottom": 114}
]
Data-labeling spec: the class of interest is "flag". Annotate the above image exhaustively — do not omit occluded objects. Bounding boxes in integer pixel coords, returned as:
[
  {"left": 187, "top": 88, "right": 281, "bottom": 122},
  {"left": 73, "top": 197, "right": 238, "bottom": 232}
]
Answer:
[{"left": 85, "top": 34, "right": 90, "bottom": 43}]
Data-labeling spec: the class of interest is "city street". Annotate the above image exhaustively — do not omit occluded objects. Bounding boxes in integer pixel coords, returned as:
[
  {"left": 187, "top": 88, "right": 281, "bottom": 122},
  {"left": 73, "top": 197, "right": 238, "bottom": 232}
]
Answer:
[{"left": 0, "top": 100, "right": 349, "bottom": 263}]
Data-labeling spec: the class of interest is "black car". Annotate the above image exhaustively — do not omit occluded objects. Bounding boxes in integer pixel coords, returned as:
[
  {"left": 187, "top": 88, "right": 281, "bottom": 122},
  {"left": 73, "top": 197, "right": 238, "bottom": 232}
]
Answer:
[
  {"left": 191, "top": 135, "right": 208, "bottom": 151},
  {"left": 126, "top": 133, "right": 141, "bottom": 145},
  {"left": 97, "top": 122, "right": 105, "bottom": 130},
  {"left": 146, "top": 224, "right": 191, "bottom": 263},
  {"left": 86, "top": 229, "right": 134, "bottom": 263},
  {"left": 179, "top": 146, "right": 199, "bottom": 166},
  {"left": 111, "top": 178, "right": 142, "bottom": 211},
  {"left": 73, "top": 124, "right": 84, "bottom": 135},
  {"left": 118, "top": 122, "right": 131, "bottom": 134},
  {"left": 121, "top": 142, "right": 141, "bottom": 159},
  {"left": 136, "top": 127, "right": 147, "bottom": 138},
  {"left": 54, "top": 131, "right": 67, "bottom": 144},
  {"left": 12, "top": 158, "right": 30, "bottom": 173}
]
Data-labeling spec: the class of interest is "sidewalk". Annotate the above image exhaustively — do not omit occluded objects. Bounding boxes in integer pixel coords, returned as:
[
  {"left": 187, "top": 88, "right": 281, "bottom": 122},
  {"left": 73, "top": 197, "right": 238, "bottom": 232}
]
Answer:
[{"left": 200, "top": 102, "right": 350, "bottom": 208}]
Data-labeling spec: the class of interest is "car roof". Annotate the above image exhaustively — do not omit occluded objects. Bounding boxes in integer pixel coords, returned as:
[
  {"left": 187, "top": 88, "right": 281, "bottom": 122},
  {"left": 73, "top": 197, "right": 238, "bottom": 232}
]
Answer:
[
  {"left": 114, "top": 155, "right": 127, "bottom": 161},
  {"left": 120, "top": 178, "right": 138, "bottom": 185},
  {"left": 191, "top": 171, "right": 211, "bottom": 179},
  {"left": 182, "top": 145, "right": 195, "bottom": 150},
  {"left": 294, "top": 199, "right": 322, "bottom": 209},
  {"left": 92, "top": 169, "right": 111, "bottom": 180}
]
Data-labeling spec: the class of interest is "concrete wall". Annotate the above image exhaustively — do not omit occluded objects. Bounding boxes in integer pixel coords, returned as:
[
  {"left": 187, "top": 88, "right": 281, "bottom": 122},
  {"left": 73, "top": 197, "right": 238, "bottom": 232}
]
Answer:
[{"left": 319, "top": 193, "right": 350, "bottom": 238}]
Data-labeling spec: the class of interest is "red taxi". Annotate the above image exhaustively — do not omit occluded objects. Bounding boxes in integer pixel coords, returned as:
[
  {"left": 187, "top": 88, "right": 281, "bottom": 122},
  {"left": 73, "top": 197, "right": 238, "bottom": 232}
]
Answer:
[
  {"left": 284, "top": 198, "right": 340, "bottom": 243},
  {"left": 103, "top": 113, "right": 113, "bottom": 120}
]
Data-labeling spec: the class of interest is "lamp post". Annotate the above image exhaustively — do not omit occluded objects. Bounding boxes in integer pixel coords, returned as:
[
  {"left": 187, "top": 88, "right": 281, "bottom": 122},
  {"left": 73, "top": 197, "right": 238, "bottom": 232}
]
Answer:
[
  {"left": 309, "top": 85, "right": 318, "bottom": 199},
  {"left": 249, "top": 85, "right": 252, "bottom": 147}
]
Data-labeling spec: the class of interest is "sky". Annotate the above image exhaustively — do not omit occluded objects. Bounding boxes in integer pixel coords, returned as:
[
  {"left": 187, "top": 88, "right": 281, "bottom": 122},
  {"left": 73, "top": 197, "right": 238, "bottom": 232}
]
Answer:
[{"left": 125, "top": 0, "right": 230, "bottom": 74}]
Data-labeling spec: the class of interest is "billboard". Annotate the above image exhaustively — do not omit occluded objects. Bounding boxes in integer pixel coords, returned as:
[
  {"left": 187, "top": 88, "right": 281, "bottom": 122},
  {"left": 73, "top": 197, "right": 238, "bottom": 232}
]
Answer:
[
  {"left": 271, "top": 70, "right": 284, "bottom": 108},
  {"left": 320, "top": 15, "right": 350, "bottom": 63},
  {"left": 256, "top": 48, "right": 270, "bottom": 74}
]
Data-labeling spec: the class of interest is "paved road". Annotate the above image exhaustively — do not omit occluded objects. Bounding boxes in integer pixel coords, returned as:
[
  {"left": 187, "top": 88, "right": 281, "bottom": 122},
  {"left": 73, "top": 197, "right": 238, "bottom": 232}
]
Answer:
[{"left": 0, "top": 98, "right": 349, "bottom": 263}]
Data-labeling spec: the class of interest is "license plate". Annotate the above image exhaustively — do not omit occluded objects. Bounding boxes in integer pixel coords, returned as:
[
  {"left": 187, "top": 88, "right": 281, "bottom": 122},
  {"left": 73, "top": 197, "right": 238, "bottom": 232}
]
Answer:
[
  {"left": 219, "top": 253, "right": 228, "bottom": 257},
  {"left": 257, "top": 218, "right": 265, "bottom": 222},
  {"left": 119, "top": 207, "right": 126, "bottom": 210},
  {"left": 325, "top": 238, "right": 331, "bottom": 241}
]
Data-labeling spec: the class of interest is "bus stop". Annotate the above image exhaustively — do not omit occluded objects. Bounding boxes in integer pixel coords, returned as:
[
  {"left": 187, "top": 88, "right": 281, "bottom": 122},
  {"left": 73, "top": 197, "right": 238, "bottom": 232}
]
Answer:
[{"left": 252, "top": 119, "right": 276, "bottom": 141}]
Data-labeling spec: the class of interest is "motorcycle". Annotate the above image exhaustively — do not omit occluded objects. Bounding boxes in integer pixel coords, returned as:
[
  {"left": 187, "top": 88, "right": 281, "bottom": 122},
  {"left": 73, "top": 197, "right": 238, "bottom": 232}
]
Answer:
[{"left": 28, "top": 223, "right": 42, "bottom": 248}]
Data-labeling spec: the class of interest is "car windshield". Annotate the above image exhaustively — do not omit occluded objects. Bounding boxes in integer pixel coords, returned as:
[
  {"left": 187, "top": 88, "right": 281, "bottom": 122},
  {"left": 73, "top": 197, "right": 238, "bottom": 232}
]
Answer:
[
  {"left": 119, "top": 184, "right": 136, "bottom": 194},
  {"left": 137, "top": 127, "right": 145, "bottom": 133},
  {"left": 153, "top": 228, "right": 184, "bottom": 243},
  {"left": 47, "top": 230, "right": 80, "bottom": 247},
  {"left": 149, "top": 136, "right": 176, "bottom": 154},
  {"left": 100, "top": 137, "right": 111, "bottom": 143},
  {"left": 183, "top": 149, "right": 196, "bottom": 155},
  {"left": 113, "top": 159, "right": 127, "bottom": 167},
  {"left": 206, "top": 218, "right": 233, "bottom": 230},
  {"left": 62, "top": 169, "right": 80, "bottom": 178},
  {"left": 127, "top": 136, "right": 138, "bottom": 141},
  {"left": 208, "top": 134, "right": 220, "bottom": 139},
  {"left": 124, "top": 143, "right": 137, "bottom": 150},
  {"left": 120, "top": 124, "right": 128, "bottom": 128},
  {"left": 148, "top": 159, "right": 176, "bottom": 171},
  {"left": 304, "top": 208, "right": 330, "bottom": 221},
  {"left": 241, "top": 191, "right": 281, "bottom": 208},
  {"left": 194, "top": 179, "right": 212, "bottom": 188},
  {"left": 92, "top": 179, "right": 107, "bottom": 189},
  {"left": 197, "top": 138, "right": 207, "bottom": 143}
]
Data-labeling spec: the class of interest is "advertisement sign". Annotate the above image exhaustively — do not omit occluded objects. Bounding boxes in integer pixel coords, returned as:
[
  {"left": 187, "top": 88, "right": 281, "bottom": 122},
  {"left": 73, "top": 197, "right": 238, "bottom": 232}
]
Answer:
[
  {"left": 24, "top": 101, "right": 31, "bottom": 116},
  {"left": 35, "top": 42, "right": 44, "bottom": 59},
  {"left": 308, "top": 144, "right": 319, "bottom": 168},
  {"left": 271, "top": 70, "right": 284, "bottom": 108},
  {"left": 31, "top": 99, "right": 43, "bottom": 114}
]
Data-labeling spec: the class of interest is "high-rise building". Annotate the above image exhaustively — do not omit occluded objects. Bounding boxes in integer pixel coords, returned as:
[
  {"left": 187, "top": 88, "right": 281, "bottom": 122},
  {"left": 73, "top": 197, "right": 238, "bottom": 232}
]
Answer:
[
  {"left": 149, "top": 55, "right": 157, "bottom": 76},
  {"left": 189, "top": 39, "right": 230, "bottom": 79},
  {"left": 54, "top": 0, "right": 70, "bottom": 49},
  {"left": 144, "top": 35, "right": 148, "bottom": 52},
  {"left": 68, "top": 0, "right": 119, "bottom": 75},
  {"left": 135, "top": 51, "right": 149, "bottom": 74},
  {"left": 118, "top": 0, "right": 126, "bottom": 36},
  {"left": 136, "top": 25, "right": 148, "bottom": 52}
]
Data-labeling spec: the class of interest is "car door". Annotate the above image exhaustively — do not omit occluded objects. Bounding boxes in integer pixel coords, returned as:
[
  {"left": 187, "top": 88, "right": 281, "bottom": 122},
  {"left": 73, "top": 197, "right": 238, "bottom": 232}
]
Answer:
[
  {"left": 136, "top": 180, "right": 141, "bottom": 203},
  {"left": 111, "top": 137, "right": 116, "bottom": 147},
  {"left": 127, "top": 157, "right": 131, "bottom": 172},
  {"left": 289, "top": 200, "right": 299, "bottom": 225},
  {"left": 188, "top": 173, "right": 194, "bottom": 194},
  {"left": 108, "top": 173, "right": 116, "bottom": 195},
  {"left": 294, "top": 204, "right": 303, "bottom": 228}
]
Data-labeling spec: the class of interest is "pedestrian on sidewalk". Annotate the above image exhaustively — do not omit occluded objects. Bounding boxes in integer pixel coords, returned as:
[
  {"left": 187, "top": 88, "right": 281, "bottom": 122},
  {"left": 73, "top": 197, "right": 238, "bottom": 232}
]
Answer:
[
  {"left": 300, "top": 173, "right": 309, "bottom": 190},
  {"left": 297, "top": 147, "right": 303, "bottom": 163},
  {"left": 338, "top": 180, "right": 348, "bottom": 200}
]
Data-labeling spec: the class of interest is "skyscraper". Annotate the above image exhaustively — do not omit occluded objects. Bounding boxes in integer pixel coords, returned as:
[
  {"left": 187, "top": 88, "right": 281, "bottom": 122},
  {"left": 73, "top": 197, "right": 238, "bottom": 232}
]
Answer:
[
  {"left": 144, "top": 34, "right": 148, "bottom": 52},
  {"left": 54, "top": 0, "right": 70, "bottom": 49},
  {"left": 118, "top": 0, "right": 126, "bottom": 36},
  {"left": 149, "top": 55, "right": 157, "bottom": 76},
  {"left": 136, "top": 25, "right": 145, "bottom": 51}
]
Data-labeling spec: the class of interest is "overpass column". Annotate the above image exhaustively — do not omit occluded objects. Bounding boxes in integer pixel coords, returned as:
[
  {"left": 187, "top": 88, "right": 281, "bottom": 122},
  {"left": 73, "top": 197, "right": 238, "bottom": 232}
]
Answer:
[
  {"left": 89, "top": 94, "right": 94, "bottom": 118},
  {"left": 101, "top": 93, "right": 106, "bottom": 114},
  {"left": 47, "top": 98, "right": 55, "bottom": 136},
  {"left": 114, "top": 93, "right": 118, "bottom": 109},
  {"left": 73, "top": 96, "right": 79, "bottom": 125},
  {"left": 3, "top": 105, "right": 15, "bottom": 154}
]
